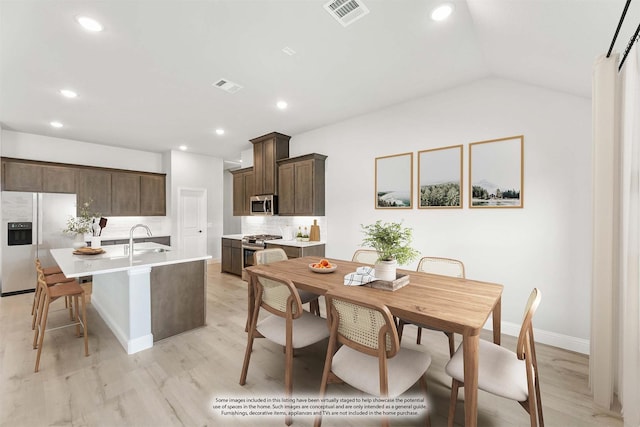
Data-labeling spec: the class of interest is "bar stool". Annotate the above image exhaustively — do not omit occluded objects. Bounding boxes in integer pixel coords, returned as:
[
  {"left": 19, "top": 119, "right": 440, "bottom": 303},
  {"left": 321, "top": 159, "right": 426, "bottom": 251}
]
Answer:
[
  {"left": 33, "top": 272, "right": 88, "bottom": 372},
  {"left": 32, "top": 259, "right": 75, "bottom": 330}
]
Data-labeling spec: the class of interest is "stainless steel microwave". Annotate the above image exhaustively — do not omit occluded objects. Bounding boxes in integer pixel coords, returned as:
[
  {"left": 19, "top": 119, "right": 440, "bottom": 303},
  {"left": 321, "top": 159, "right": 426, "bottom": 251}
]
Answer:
[{"left": 250, "top": 195, "right": 277, "bottom": 216}]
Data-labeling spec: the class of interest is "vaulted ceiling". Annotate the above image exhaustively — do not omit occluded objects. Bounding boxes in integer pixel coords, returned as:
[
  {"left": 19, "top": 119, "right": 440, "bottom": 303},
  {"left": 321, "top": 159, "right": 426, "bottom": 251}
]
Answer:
[{"left": 1, "top": 0, "right": 638, "bottom": 163}]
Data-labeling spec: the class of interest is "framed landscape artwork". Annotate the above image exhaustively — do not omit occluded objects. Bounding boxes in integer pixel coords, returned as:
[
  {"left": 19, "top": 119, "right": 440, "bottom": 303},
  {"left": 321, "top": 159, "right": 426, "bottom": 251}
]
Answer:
[
  {"left": 469, "top": 135, "right": 524, "bottom": 208},
  {"left": 375, "top": 152, "right": 413, "bottom": 209},
  {"left": 418, "top": 145, "right": 463, "bottom": 209}
]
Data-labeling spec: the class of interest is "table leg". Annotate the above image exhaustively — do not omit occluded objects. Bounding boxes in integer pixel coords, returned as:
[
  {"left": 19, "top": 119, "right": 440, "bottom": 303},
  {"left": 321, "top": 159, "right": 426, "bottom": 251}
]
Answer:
[
  {"left": 493, "top": 296, "right": 501, "bottom": 345},
  {"left": 463, "top": 333, "right": 479, "bottom": 427}
]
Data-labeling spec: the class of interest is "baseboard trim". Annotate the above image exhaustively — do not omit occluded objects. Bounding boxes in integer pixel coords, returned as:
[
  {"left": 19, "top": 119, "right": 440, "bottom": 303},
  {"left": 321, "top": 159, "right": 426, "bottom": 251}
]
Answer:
[{"left": 486, "top": 320, "right": 589, "bottom": 355}]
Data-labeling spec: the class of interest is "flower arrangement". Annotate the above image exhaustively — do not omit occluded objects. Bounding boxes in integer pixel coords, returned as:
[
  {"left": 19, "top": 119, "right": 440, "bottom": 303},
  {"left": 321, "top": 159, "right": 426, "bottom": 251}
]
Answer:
[
  {"left": 361, "top": 220, "right": 420, "bottom": 265},
  {"left": 63, "top": 200, "right": 99, "bottom": 235}
]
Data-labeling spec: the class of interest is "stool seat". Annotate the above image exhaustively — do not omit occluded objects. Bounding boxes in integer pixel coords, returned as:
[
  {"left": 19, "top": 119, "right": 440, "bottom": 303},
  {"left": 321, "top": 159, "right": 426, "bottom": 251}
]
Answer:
[
  {"left": 44, "top": 273, "right": 75, "bottom": 286},
  {"left": 33, "top": 274, "right": 88, "bottom": 372},
  {"left": 41, "top": 265, "right": 63, "bottom": 276}
]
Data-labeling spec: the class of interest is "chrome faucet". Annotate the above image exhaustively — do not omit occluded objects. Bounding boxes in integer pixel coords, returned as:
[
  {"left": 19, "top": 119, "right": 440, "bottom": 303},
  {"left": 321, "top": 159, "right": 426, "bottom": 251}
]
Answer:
[{"left": 129, "top": 224, "right": 152, "bottom": 260}]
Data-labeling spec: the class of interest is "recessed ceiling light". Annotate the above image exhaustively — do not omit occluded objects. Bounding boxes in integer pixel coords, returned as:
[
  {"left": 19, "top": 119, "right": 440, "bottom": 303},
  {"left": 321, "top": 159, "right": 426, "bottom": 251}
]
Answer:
[
  {"left": 277, "top": 100, "right": 288, "bottom": 110},
  {"left": 50, "top": 121, "right": 64, "bottom": 128},
  {"left": 76, "top": 16, "right": 104, "bottom": 32},
  {"left": 282, "top": 47, "right": 296, "bottom": 56},
  {"left": 430, "top": 3, "right": 454, "bottom": 21},
  {"left": 179, "top": 145, "right": 188, "bottom": 151},
  {"left": 59, "top": 89, "right": 78, "bottom": 98},
  {"left": 215, "top": 128, "right": 225, "bottom": 135}
]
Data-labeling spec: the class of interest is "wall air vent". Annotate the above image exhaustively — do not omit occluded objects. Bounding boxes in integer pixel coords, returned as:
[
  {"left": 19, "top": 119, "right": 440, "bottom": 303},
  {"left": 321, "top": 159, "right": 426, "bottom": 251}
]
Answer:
[
  {"left": 324, "top": 0, "right": 369, "bottom": 27},
  {"left": 213, "top": 78, "right": 243, "bottom": 94}
]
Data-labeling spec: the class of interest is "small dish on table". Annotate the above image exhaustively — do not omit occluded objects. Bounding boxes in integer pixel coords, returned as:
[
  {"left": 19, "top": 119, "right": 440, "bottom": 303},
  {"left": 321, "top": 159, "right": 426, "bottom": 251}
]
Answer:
[{"left": 308, "top": 259, "right": 337, "bottom": 273}]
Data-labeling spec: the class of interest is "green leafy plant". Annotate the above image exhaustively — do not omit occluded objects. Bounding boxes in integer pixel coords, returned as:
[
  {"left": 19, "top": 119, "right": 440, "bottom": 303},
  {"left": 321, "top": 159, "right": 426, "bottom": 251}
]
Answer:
[
  {"left": 361, "top": 220, "right": 420, "bottom": 265},
  {"left": 63, "top": 200, "right": 99, "bottom": 235}
]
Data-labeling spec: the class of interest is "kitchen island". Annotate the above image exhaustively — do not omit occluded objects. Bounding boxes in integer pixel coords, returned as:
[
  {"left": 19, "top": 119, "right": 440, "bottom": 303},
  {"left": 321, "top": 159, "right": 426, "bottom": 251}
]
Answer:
[{"left": 51, "top": 243, "right": 211, "bottom": 354}]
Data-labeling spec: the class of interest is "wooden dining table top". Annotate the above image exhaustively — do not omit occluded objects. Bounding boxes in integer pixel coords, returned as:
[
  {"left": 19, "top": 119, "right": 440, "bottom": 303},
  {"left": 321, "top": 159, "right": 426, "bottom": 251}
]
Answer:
[{"left": 245, "top": 256, "right": 503, "bottom": 337}]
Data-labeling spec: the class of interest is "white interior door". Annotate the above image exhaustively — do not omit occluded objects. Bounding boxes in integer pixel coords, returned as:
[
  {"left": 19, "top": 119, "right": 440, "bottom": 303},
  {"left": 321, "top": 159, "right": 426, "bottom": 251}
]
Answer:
[{"left": 179, "top": 188, "right": 207, "bottom": 256}]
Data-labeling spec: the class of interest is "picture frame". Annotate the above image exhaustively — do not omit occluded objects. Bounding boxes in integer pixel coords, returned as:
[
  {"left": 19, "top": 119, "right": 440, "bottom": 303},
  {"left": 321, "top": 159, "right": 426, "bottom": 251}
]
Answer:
[
  {"left": 418, "top": 144, "right": 463, "bottom": 209},
  {"left": 469, "top": 135, "right": 524, "bottom": 208},
  {"left": 375, "top": 152, "right": 413, "bottom": 209}
]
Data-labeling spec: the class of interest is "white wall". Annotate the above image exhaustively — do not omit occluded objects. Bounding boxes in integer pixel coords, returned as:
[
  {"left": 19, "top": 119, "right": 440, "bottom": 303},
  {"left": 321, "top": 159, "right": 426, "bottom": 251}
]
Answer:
[
  {"left": 223, "top": 170, "right": 241, "bottom": 235},
  {"left": 166, "top": 150, "right": 224, "bottom": 260},
  {"left": 1, "top": 130, "right": 163, "bottom": 172},
  {"left": 290, "top": 78, "right": 592, "bottom": 352}
]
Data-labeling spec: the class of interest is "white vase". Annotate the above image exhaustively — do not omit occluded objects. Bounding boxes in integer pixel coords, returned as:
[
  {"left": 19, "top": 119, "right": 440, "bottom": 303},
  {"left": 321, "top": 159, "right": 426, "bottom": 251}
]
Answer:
[
  {"left": 375, "top": 259, "right": 397, "bottom": 281},
  {"left": 72, "top": 234, "right": 87, "bottom": 249}
]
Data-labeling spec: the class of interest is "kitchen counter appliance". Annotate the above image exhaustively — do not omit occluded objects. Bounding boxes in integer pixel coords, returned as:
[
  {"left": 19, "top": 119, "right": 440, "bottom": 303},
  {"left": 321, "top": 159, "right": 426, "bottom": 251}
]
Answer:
[
  {"left": 242, "top": 234, "right": 282, "bottom": 268},
  {"left": 250, "top": 195, "right": 277, "bottom": 216},
  {"left": 1, "top": 191, "right": 77, "bottom": 296}
]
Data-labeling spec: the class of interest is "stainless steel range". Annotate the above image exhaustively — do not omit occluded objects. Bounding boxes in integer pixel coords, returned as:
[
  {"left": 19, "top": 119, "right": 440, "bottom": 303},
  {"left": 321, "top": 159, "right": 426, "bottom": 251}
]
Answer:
[{"left": 242, "top": 234, "right": 282, "bottom": 268}]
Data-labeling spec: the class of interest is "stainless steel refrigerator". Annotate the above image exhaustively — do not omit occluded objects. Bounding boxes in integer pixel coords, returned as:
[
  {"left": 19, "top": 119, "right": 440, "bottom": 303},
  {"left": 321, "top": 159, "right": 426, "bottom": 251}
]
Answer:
[{"left": 1, "top": 192, "right": 77, "bottom": 296}]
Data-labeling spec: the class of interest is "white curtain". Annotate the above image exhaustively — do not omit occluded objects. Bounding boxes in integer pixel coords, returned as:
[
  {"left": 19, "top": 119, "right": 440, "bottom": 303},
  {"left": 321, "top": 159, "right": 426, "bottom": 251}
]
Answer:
[
  {"left": 619, "top": 42, "right": 640, "bottom": 427},
  {"left": 591, "top": 42, "right": 640, "bottom": 427},
  {"left": 591, "top": 52, "right": 619, "bottom": 410}
]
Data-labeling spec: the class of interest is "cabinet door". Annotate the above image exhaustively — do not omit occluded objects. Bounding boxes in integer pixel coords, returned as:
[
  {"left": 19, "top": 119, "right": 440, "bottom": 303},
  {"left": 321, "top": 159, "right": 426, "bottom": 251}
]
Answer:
[
  {"left": 262, "top": 139, "right": 276, "bottom": 195},
  {"left": 76, "top": 169, "right": 112, "bottom": 216},
  {"left": 140, "top": 174, "right": 166, "bottom": 216},
  {"left": 221, "top": 239, "right": 232, "bottom": 273},
  {"left": 294, "top": 160, "right": 314, "bottom": 215},
  {"left": 232, "top": 173, "right": 245, "bottom": 216},
  {"left": 231, "top": 246, "right": 242, "bottom": 276},
  {"left": 243, "top": 171, "right": 255, "bottom": 214},
  {"left": 278, "top": 163, "right": 295, "bottom": 215},
  {"left": 253, "top": 141, "right": 265, "bottom": 195},
  {"left": 2, "top": 161, "right": 42, "bottom": 191},
  {"left": 112, "top": 173, "right": 140, "bottom": 216},
  {"left": 42, "top": 165, "right": 76, "bottom": 193}
]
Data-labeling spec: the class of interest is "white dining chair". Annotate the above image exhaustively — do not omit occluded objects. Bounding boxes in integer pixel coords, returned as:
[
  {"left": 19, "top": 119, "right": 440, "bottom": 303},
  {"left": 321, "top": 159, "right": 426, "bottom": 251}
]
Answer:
[
  {"left": 351, "top": 249, "right": 379, "bottom": 265},
  {"left": 255, "top": 248, "right": 321, "bottom": 316},
  {"left": 240, "top": 270, "right": 330, "bottom": 426},
  {"left": 314, "top": 288, "right": 432, "bottom": 427},
  {"left": 445, "top": 288, "right": 543, "bottom": 427}
]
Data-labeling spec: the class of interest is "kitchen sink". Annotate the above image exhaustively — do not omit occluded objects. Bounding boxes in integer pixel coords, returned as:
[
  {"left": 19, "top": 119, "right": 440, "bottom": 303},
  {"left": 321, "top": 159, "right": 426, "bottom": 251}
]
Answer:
[{"left": 134, "top": 247, "right": 170, "bottom": 253}]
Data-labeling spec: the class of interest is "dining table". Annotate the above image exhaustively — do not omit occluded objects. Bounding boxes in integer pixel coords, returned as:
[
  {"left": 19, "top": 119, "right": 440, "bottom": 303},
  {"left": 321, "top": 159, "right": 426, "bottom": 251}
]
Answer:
[{"left": 245, "top": 256, "right": 503, "bottom": 427}]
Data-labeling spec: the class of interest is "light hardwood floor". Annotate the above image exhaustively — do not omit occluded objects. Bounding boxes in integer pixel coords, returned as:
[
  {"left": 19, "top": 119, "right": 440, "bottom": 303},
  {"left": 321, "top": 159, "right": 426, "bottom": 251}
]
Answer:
[{"left": 0, "top": 264, "right": 624, "bottom": 426}]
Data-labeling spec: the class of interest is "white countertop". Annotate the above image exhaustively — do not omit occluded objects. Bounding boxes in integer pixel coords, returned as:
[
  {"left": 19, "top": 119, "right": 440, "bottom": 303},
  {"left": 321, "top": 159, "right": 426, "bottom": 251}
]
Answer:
[
  {"left": 51, "top": 242, "right": 211, "bottom": 278},
  {"left": 221, "top": 234, "right": 244, "bottom": 240},
  {"left": 265, "top": 239, "right": 325, "bottom": 248}
]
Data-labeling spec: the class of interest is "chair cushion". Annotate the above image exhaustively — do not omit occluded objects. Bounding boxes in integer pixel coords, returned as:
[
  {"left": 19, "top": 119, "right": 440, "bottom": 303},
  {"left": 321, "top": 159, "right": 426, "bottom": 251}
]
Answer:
[
  {"left": 298, "top": 290, "right": 319, "bottom": 304},
  {"left": 445, "top": 339, "right": 528, "bottom": 402},
  {"left": 257, "top": 311, "right": 329, "bottom": 348},
  {"left": 331, "top": 343, "right": 432, "bottom": 398}
]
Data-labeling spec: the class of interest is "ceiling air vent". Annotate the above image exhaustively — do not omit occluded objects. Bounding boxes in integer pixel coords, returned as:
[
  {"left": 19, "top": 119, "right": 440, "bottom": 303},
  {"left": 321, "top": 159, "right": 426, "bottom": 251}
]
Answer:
[
  {"left": 324, "top": 0, "right": 369, "bottom": 27},
  {"left": 213, "top": 78, "right": 243, "bottom": 94}
]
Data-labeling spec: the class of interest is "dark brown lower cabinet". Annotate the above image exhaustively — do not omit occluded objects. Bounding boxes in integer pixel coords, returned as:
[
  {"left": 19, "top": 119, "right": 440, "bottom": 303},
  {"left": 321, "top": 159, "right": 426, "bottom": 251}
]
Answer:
[
  {"left": 150, "top": 260, "right": 206, "bottom": 341},
  {"left": 221, "top": 238, "right": 243, "bottom": 276},
  {"left": 265, "top": 243, "right": 325, "bottom": 259}
]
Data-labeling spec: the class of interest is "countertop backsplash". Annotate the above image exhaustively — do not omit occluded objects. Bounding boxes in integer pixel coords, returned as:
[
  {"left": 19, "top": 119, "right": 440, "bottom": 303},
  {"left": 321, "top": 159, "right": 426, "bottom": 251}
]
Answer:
[
  {"left": 90, "top": 216, "right": 172, "bottom": 240},
  {"left": 241, "top": 216, "right": 327, "bottom": 242}
]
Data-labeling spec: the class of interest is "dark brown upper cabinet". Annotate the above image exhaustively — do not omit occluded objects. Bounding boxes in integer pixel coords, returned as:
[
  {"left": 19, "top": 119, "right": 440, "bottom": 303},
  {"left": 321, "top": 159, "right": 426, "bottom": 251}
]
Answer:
[
  {"left": 277, "top": 153, "right": 327, "bottom": 216},
  {"left": 231, "top": 167, "right": 254, "bottom": 216},
  {"left": 112, "top": 172, "right": 141, "bottom": 216},
  {"left": 251, "top": 132, "right": 290, "bottom": 196},
  {"left": 140, "top": 174, "right": 166, "bottom": 216},
  {"left": 1, "top": 157, "right": 165, "bottom": 216},
  {"left": 76, "top": 169, "right": 112, "bottom": 216},
  {"left": 1, "top": 158, "right": 76, "bottom": 193}
]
